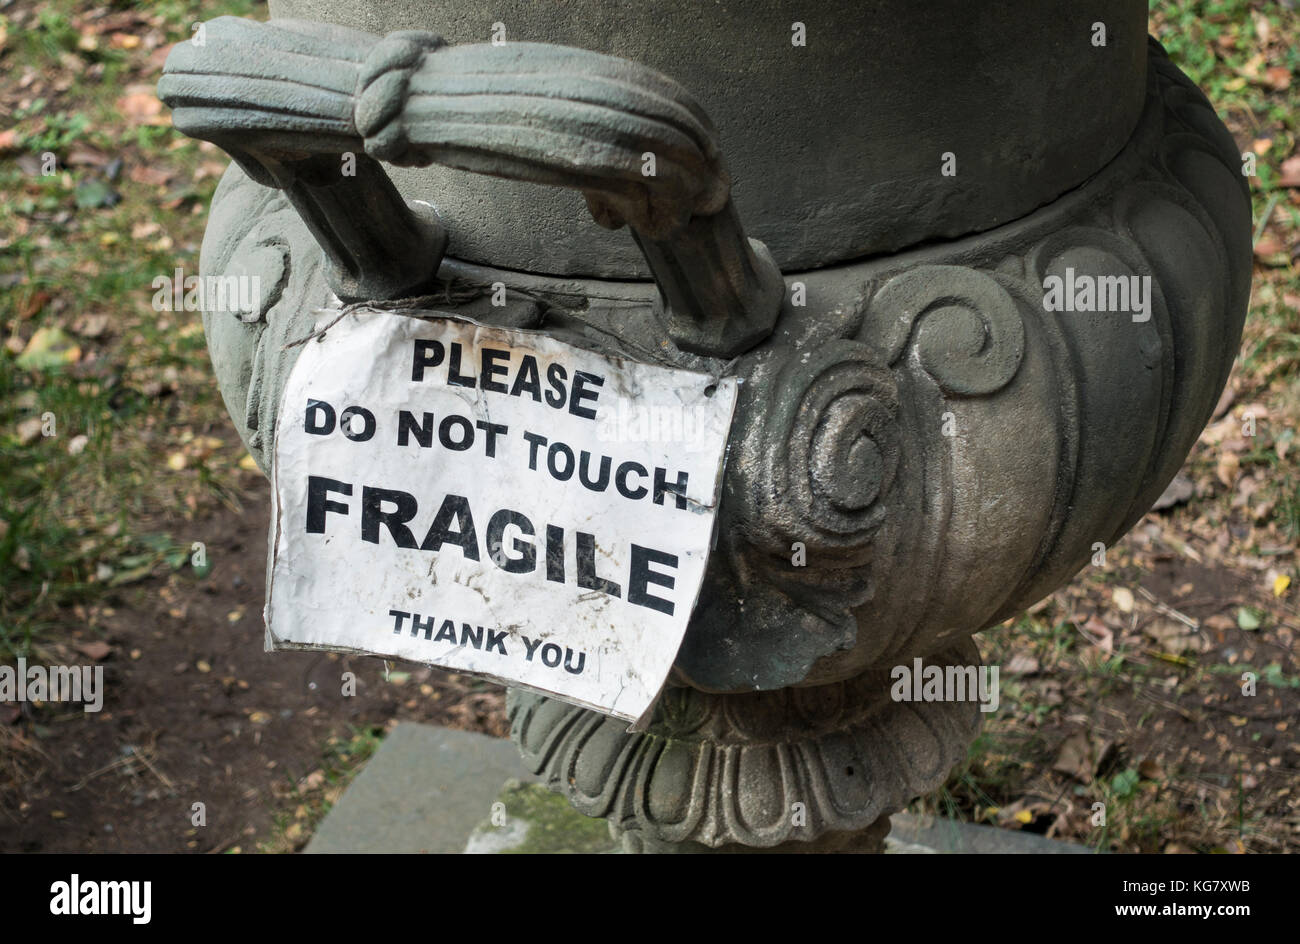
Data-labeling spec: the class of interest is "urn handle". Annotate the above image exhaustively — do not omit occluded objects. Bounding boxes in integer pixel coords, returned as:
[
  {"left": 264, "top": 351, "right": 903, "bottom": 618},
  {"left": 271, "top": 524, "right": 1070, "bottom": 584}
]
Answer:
[{"left": 159, "top": 17, "right": 783, "bottom": 358}]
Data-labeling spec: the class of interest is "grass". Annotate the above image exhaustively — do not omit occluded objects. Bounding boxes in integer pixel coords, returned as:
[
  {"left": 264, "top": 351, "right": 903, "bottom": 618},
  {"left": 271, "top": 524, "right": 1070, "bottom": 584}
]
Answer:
[
  {"left": 0, "top": 0, "right": 257, "bottom": 660},
  {"left": 255, "top": 725, "right": 385, "bottom": 854}
]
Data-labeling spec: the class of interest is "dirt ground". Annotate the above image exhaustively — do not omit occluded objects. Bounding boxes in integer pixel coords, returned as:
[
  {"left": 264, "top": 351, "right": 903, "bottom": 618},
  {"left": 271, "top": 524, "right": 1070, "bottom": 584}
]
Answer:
[{"left": 0, "top": 476, "right": 508, "bottom": 853}]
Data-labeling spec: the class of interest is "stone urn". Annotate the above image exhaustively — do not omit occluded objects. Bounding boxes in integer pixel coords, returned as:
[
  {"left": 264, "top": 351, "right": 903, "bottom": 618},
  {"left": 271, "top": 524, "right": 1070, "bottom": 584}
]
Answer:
[{"left": 159, "top": 0, "right": 1252, "bottom": 852}]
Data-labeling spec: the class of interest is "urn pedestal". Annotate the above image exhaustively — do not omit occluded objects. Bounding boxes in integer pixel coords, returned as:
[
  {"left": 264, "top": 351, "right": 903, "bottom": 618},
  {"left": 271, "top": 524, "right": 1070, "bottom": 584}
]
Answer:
[{"left": 160, "top": 1, "right": 1252, "bottom": 852}]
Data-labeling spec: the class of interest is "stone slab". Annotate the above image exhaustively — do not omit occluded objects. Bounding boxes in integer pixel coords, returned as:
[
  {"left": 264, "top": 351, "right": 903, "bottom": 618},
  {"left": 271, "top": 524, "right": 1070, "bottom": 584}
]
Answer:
[
  {"left": 304, "top": 722, "right": 536, "bottom": 854},
  {"left": 890, "top": 812, "right": 1092, "bottom": 855},
  {"left": 307, "top": 722, "right": 1092, "bottom": 854}
]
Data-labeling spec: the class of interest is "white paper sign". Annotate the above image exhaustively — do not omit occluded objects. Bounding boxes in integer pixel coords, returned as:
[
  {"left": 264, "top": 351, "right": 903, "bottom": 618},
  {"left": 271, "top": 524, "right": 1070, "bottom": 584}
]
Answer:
[{"left": 267, "top": 308, "right": 737, "bottom": 723}]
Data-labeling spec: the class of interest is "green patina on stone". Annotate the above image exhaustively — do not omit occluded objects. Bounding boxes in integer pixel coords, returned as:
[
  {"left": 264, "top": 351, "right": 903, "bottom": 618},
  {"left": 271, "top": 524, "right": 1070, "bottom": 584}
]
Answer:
[{"left": 465, "top": 780, "right": 618, "bottom": 855}]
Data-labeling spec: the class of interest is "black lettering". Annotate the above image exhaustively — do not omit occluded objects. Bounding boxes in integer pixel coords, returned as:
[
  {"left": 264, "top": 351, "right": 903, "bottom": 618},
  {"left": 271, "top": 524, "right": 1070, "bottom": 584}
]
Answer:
[
  {"left": 397, "top": 410, "right": 433, "bottom": 447},
  {"left": 511, "top": 355, "right": 542, "bottom": 401},
  {"left": 521, "top": 635, "right": 543, "bottom": 661},
  {"left": 475, "top": 421, "right": 508, "bottom": 458},
  {"left": 576, "top": 531, "right": 620, "bottom": 598},
  {"left": 564, "top": 648, "right": 585, "bottom": 675},
  {"left": 389, "top": 609, "right": 409, "bottom": 634},
  {"left": 653, "top": 467, "right": 690, "bottom": 510},
  {"left": 412, "top": 339, "right": 444, "bottom": 381},
  {"left": 578, "top": 451, "right": 611, "bottom": 491},
  {"left": 435, "top": 619, "right": 458, "bottom": 644},
  {"left": 545, "top": 363, "right": 567, "bottom": 408},
  {"left": 361, "top": 486, "right": 419, "bottom": 547},
  {"left": 486, "top": 509, "right": 536, "bottom": 574},
  {"left": 447, "top": 342, "right": 475, "bottom": 387},
  {"left": 569, "top": 370, "right": 604, "bottom": 420},
  {"left": 547, "top": 442, "right": 575, "bottom": 481},
  {"left": 523, "top": 432, "right": 547, "bottom": 470},
  {"left": 541, "top": 643, "right": 562, "bottom": 667},
  {"left": 419, "top": 494, "right": 480, "bottom": 560},
  {"left": 306, "top": 476, "right": 351, "bottom": 532},
  {"left": 480, "top": 347, "right": 510, "bottom": 394},
  {"left": 438, "top": 414, "right": 474, "bottom": 451},
  {"left": 628, "top": 544, "right": 678, "bottom": 615},
  {"left": 545, "top": 524, "right": 565, "bottom": 584},
  {"left": 340, "top": 406, "right": 376, "bottom": 442},
  {"left": 485, "top": 629, "right": 508, "bottom": 655},
  {"left": 460, "top": 623, "right": 484, "bottom": 650},
  {"left": 411, "top": 613, "right": 435, "bottom": 640},
  {"left": 304, "top": 399, "right": 335, "bottom": 435},
  {"left": 615, "top": 461, "right": 648, "bottom": 501}
]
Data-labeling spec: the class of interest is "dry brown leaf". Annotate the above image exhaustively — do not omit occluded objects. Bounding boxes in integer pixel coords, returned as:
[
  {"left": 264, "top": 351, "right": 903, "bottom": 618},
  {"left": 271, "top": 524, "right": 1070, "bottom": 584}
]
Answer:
[
  {"left": 1280, "top": 155, "right": 1300, "bottom": 189},
  {"left": 1006, "top": 652, "right": 1039, "bottom": 675},
  {"left": 1053, "top": 730, "right": 1099, "bottom": 783},
  {"left": 1217, "top": 452, "right": 1240, "bottom": 488},
  {"left": 117, "top": 86, "right": 167, "bottom": 126},
  {"left": 75, "top": 641, "right": 112, "bottom": 661}
]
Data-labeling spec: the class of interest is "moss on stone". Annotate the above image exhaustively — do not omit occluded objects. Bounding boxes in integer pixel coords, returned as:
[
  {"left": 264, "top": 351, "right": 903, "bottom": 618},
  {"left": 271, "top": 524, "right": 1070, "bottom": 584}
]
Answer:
[{"left": 466, "top": 780, "right": 617, "bottom": 854}]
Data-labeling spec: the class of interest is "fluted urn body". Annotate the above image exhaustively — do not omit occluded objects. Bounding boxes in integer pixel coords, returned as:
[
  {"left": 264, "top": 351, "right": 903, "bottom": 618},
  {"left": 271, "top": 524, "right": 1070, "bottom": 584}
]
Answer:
[{"left": 162, "top": 0, "right": 1252, "bottom": 850}]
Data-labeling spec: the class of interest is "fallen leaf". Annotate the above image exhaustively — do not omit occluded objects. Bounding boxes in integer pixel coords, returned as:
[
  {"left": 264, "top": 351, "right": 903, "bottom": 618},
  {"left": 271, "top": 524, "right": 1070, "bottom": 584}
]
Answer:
[
  {"left": 1273, "top": 575, "right": 1291, "bottom": 597},
  {"left": 1138, "top": 757, "right": 1164, "bottom": 781},
  {"left": 16, "top": 417, "right": 44, "bottom": 445},
  {"left": 76, "top": 641, "right": 112, "bottom": 660},
  {"left": 1216, "top": 452, "right": 1240, "bottom": 488},
  {"left": 1237, "top": 607, "right": 1262, "bottom": 631},
  {"left": 65, "top": 146, "right": 109, "bottom": 167},
  {"left": 1265, "top": 66, "right": 1292, "bottom": 91},
  {"left": 1280, "top": 155, "right": 1300, "bottom": 189},
  {"left": 16, "top": 291, "right": 50, "bottom": 321},
  {"left": 16, "top": 327, "right": 80, "bottom": 371},
  {"left": 1113, "top": 586, "right": 1135, "bottom": 614},
  {"left": 117, "top": 86, "right": 166, "bottom": 126},
  {"left": 1254, "top": 233, "right": 1284, "bottom": 257},
  {"left": 128, "top": 163, "right": 172, "bottom": 187},
  {"left": 1006, "top": 652, "right": 1039, "bottom": 675},
  {"left": 1053, "top": 730, "right": 1098, "bottom": 783},
  {"left": 1082, "top": 615, "right": 1114, "bottom": 653},
  {"left": 71, "top": 313, "right": 110, "bottom": 338},
  {"left": 1152, "top": 474, "right": 1195, "bottom": 510},
  {"left": 1146, "top": 618, "right": 1205, "bottom": 654}
]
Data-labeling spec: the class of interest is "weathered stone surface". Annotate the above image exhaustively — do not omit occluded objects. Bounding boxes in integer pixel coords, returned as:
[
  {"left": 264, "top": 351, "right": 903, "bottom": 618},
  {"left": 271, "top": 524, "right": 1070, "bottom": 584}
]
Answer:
[
  {"left": 164, "top": 5, "right": 1249, "bottom": 853},
  {"left": 464, "top": 780, "right": 616, "bottom": 854},
  {"left": 305, "top": 723, "right": 535, "bottom": 854},
  {"left": 269, "top": 0, "right": 1148, "bottom": 277},
  {"left": 312, "top": 725, "right": 1090, "bottom": 854}
]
